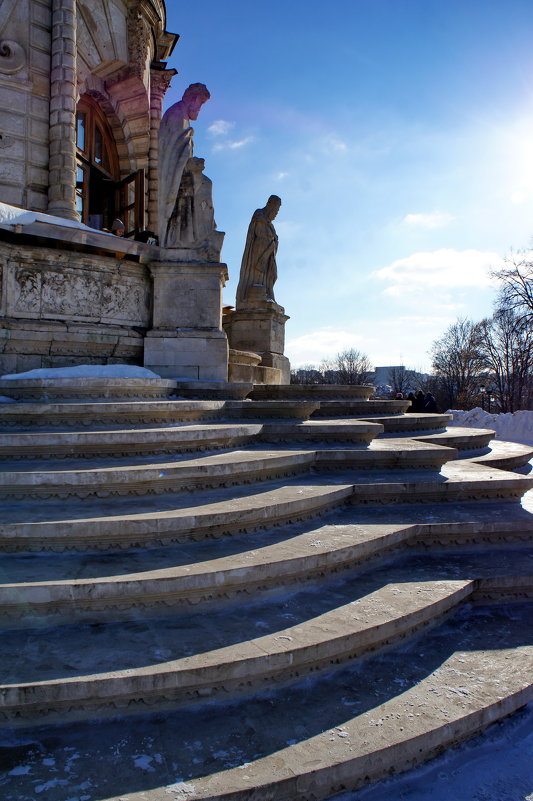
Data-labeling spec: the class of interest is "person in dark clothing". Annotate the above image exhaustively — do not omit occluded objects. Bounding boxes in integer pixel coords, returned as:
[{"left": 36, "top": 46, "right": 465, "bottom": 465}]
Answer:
[
  {"left": 406, "top": 391, "right": 416, "bottom": 412},
  {"left": 413, "top": 390, "right": 425, "bottom": 413},
  {"left": 424, "top": 392, "right": 438, "bottom": 413}
]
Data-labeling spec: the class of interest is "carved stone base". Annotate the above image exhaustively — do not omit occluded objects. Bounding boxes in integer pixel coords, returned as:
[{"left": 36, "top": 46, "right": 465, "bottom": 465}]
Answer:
[
  {"left": 144, "top": 258, "right": 229, "bottom": 381},
  {"left": 224, "top": 304, "right": 290, "bottom": 384}
]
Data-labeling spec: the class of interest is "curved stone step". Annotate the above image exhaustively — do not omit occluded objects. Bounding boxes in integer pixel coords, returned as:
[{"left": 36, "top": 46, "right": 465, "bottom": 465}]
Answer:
[
  {"left": 1, "top": 464, "right": 531, "bottom": 552},
  {"left": 2, "top": 503, "right": 532, "bottom": 627},
  {"left": 156, "top": 611, "right": 533, "bottom": 801},
  {"left": 0, "top": 579, "right": 475, "bottom": 724},
  {"left": 415, "top": 426, "right": 495, "bottom": 451},
  {"left": 0, "top": 419, "right": 383, "bottom": 460},
  {"left": 250, "top": 384, "right": 375, "bottom": 400},
  {"left": 1, "top": 603, "right": 531, "bottom": 800},
  {"left": 363, "top": 413, "right": 451, "bottom": 434},
  {"left": 311, "top": 399, "right": 410, "bottom": 417},
  {"left": 467, "top": 439, "right": 533, "bottom": 471},
  {"left": 0, "top": 440, "right": 455, "bottom": 500},
  {"left": 0, "top": 400, "right": 320, "bottom": 430}
]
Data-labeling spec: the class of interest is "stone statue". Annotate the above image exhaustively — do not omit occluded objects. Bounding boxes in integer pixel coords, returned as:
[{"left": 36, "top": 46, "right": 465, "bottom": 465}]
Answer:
[
  {"left": 236, "top": 195, "right": 281, "bottom": 307},
  {"left": 158, "top": 83, "right": 210, "bottom": 248},
  {"left": 166, "top": 156, "right": 216, "bottom": 246}
]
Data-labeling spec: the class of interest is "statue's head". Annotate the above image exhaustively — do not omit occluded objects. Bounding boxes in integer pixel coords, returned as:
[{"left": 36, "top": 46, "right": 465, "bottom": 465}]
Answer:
[
  {"left": 182, "top": 83, "right": 211, "bottom": 120},
  {"left": 265, "top": 194, "right": 281, "bottom": 220},
  {"left": 188, "top": 156, "right": 206, "bottom": 173}
]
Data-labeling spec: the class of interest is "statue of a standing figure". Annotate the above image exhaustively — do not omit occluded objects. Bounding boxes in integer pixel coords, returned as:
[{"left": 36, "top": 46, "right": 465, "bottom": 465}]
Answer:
[
  {"left": 236, "top": 195, "right": 281, "bottom": 307},
  {"left": 158, "top": 83, "right": 211, "bottom": 248}
]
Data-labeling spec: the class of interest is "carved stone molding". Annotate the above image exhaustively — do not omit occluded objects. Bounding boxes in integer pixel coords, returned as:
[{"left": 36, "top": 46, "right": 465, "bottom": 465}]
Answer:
[
  {"left": 127, "top": 3, "right": 150, "bottom": 80},
  {"left": 0, "top": 39, "right": 25, "bottom": 73}
]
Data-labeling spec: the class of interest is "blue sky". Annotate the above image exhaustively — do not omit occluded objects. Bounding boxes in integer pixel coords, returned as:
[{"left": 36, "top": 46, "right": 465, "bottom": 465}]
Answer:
[{"left": 164, "top": 1, "right": 533, "bottom": 372}]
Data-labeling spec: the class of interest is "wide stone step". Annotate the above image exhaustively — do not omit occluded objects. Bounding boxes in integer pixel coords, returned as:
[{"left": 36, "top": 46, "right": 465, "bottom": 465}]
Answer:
[
  {"left": 0, "top": 419, "right": 383, "bottom": 460},
  {"left": 415, "top": 425, "right": 495, "bottom": 451},
  {"left": 0, "top": 399, "right": 320, "bottom": 429},
  {"left": 0, "top": 439, "right": 455, "bottom": 500},
  {"left": 1, "top": 463, "right": 531, "bottom": 552},
  {"left": 2, "top": 506, "right": 533, "bottom": 627},
  {"left": 250, "top": 384, "right": 375, "bottom": 400},
  {"left": 311, "top": 399, "right": 410, "bottom": 417},
  {"left": 0, "top": 580, "right": 472, "bottom": 725},
  {"left": 3, "top": 543, "right": 533, "bottom": 726},
  {"left": 363, "top": 412, "right": 451, "bottom": 433},
  {"left": 467, "top": 438, "right": 533, "bottom": 470},
  {"left": 1, "top": 603, "right": 531, "bottom": 801}
]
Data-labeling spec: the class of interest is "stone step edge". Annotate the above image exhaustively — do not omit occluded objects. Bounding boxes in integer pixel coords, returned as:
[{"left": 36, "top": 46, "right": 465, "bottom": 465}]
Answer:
[
  {"left": 0, "top": 580, "right": 474, "bottom": 723},
  {"left": 3, "top": 515, "right": 533, "bottom": 623},
  {"left": 2, "top": 465, "right": 532, "bottom": 552},
  {"left": 0, "top": 443, "right": 456, "bottom": 499},
  {"left": 151, "top": 639, "right": 533, "bottom": 801},
  {"left": 1, "top": 578, "right": 530, "bottom": 727},
  {"left": 0, "top": 420, "right": 383, "bottom": 459}
]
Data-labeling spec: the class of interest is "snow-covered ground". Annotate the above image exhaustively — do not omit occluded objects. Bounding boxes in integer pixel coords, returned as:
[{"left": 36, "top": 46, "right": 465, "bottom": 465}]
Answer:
[
  {"left": 0, "top": 365, "right": 162, "bottom": 380},
  {"left": 447, "top": 407, "right": 533, "bottom": 446}
]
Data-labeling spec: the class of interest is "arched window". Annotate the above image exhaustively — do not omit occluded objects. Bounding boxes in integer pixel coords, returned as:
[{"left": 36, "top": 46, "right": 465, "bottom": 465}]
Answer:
[{"left": 75, "top": 96, "right": 145, "bottom": 237}]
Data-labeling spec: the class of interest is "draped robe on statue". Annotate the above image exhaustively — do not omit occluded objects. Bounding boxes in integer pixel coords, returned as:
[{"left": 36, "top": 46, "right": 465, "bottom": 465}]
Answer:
[
  {"left": 157, "top": 102, "right": 194, "bottom": 248},
  {"left": 236, "top": 207, "right": 278, "bottom": 307}
]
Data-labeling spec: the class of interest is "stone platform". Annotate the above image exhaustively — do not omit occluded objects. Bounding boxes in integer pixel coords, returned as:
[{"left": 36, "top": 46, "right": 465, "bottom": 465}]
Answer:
[{"left": 0, "top": 385, "right": 532, "bottom": 801}]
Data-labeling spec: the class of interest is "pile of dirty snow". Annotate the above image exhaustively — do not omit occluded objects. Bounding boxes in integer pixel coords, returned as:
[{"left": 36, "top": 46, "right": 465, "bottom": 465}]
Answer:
[
  {"left": 1, "top": 365, "right": 162, "bottom": 380},
  {"left": 447, "top": 407, "right": 533, "bottom": 446}
]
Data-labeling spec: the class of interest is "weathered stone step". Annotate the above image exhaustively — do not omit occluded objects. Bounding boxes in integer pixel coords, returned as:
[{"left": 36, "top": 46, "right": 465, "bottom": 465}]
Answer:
[
  {"left": 250, "top": 384, "right": 375, "bottom": 400},
  {"left": 2, "top": 512, "right": 532, "bottom": 627},
  {"left": 467, "top": 439, "right": 533, "bottom": 470},
  {"left": 364, "top": 412, "right": 451, "bottom": 433},
  {"left": 0, "top": 399, "right": 319, "bottom": 429},
  {"left": 1, "top": 603, "right": 531, "bottom": 799},
  {"left": 0, "top": 579, "right": 471, "bottom": 724},
  {"left": 0, "top": 419, "right": 383, "bottom": 460},
  {"left": 6, "top": 561, "right": 530, "bottom": 724},
  {"left": 416, "top": 425, "right": 495, "bottom": 451},
  {"left": 311, "top": 399, "right": 410, "bottom": 417},
  {"left": 0, "top": 439, "right": 455, "bottom": 499},
  {"left": 1, "top": 463, "right": 531, "bottom": 552}
]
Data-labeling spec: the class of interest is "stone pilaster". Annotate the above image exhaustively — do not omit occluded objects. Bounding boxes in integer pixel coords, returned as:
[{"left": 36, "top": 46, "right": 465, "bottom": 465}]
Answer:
[
  {"left": 47, "top": 0, "right": 78, "bottom": 221},
  {"left": 148, "top": 68, "right": 175, "bottom": 235}
]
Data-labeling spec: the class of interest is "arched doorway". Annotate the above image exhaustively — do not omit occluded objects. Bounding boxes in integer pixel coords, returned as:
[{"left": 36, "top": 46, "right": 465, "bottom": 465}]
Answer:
[{"left": 75, "top": 95, "right": 145, "bottom": 236}]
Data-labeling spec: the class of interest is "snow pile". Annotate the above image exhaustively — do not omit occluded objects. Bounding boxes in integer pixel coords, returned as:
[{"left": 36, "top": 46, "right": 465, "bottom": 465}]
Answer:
[
  {"left": 0, "top": 395, "right": 16, "bottom": 403},
  {"left": 0, "top": 200, "right": 115, "bottom": 236},
  {"left": 1, "top": 365, "right": 162, "bottom": 380},
  {"left": 447, "top": 407, "right": 533, "bottom": 446}
]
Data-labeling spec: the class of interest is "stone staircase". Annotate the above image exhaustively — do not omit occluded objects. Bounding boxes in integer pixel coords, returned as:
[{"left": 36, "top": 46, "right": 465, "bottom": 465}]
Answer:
[{"left": 1, "top": 384, "right": 532, "bottom": 801}]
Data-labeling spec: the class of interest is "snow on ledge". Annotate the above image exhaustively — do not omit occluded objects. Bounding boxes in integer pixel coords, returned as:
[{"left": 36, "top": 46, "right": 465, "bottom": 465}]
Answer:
[
  {"left": 0, "top": 201, "right": 115, "bottom": 237},
  {"left": 1, "top": 365, "right": 162, "bottom": 380}
]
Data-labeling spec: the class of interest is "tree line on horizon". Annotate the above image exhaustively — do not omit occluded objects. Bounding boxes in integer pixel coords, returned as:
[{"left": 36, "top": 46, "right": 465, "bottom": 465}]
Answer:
[{"left": 291, "top": 256, "right": 533, "bottom": 413}]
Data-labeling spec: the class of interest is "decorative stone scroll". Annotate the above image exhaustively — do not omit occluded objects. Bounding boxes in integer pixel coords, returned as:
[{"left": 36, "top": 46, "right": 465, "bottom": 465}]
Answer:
[{"left": 0, "top": 40, "right": 25, "bottom": 73}]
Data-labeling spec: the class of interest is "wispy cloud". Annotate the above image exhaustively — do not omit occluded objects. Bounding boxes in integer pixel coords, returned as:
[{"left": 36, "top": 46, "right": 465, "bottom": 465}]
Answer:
[
  {"left": 212, "top": 136, "right": 254, "bottom": 152},
  {"left": 402, "top": 212, "right": 456, "bottom": 228},
  {"left": 207, "top": 120, "right": 235, "bottom": 137},
  {"left": 373, "top": 248, "right": 504, "bottom": 298},
  {"left": 275, "top": 171, "right": 289, "bottom": 180}
]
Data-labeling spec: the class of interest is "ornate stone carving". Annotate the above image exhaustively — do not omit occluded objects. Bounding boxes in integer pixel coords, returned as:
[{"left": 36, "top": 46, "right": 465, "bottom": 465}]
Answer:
[
  {"left": 236, "top": 195, "right": 282, "bottom": 308},
  {"left": 127, "top": 3, "right": 150, "bottom": 80},
  {"left": 0, "top": 39, "right": 25, "bottom": 73}
]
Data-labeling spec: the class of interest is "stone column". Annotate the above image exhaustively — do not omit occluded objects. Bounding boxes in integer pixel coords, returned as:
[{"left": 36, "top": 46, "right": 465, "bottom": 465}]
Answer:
[
  {"left": 148, "top": 68, "right": 176, "bottom": 234},
  {"left": 47, "top": 0, "right": 78, "bottom": 221}
]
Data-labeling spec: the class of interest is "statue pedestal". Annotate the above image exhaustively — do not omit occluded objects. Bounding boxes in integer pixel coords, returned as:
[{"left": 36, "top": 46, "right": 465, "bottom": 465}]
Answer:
[
  {"left": 224, "top": 301, "right": 290, "bottom": 384},
  {"left": 144, "top": 258, "right": 229, "bottom": 381}
]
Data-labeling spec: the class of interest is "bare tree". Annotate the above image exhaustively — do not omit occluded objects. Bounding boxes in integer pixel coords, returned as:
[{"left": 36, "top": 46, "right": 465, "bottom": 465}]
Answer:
[
  {"left": 479, "top": 310, "right": 533, "bottom": 412},
  {"left": 430, "top": 318, "right": 485, "bottom": 409},
  {"left": 492, "top": 256, "right": 533, "bottom": 327},
  {"left": 330, "top": 348, "right": 373, "bottom": 385},
  {"left": 389, "top": 366, "right": 417, "bottom": 396}
]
